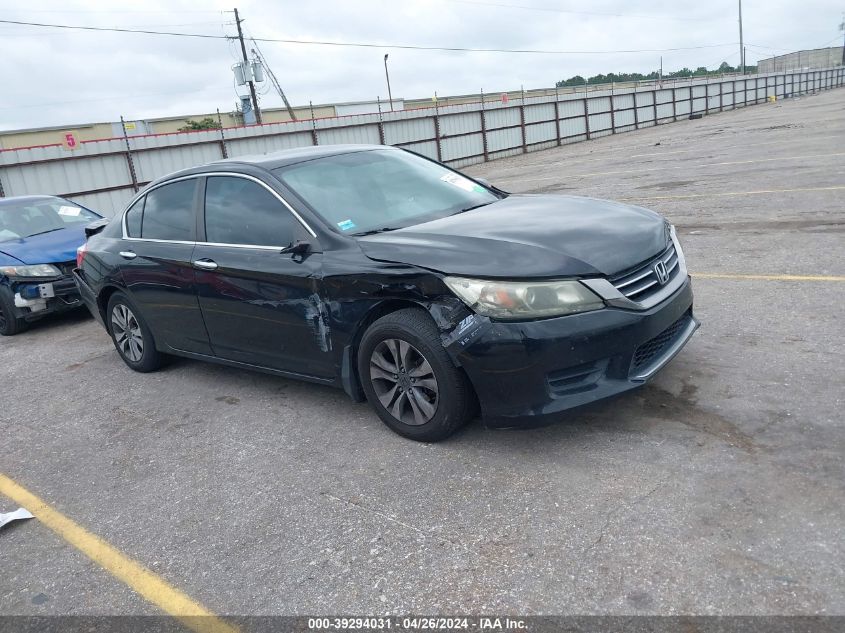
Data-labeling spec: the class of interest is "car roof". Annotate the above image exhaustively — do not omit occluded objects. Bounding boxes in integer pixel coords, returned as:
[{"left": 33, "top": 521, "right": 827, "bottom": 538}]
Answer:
[
  {"left": 210, "top": 144, "right": 391, "bottom": 170},
  {"left": 146, "top": 144, "right": 398, "bottom": 190},
  {"left": 0, "top": 195, "right": 64, "bottom": 207}
]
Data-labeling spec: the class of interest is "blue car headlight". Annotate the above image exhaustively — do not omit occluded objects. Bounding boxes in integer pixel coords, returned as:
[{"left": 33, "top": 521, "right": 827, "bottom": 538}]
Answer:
[{"left": 0, "top": 264, "right": 62, "bottom": 279}]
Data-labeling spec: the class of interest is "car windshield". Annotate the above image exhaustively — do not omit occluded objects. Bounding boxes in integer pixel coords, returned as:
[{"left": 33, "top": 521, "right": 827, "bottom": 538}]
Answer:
[
  {"left": 273, "top": 149, "right": 500, "bottom": 235},
  {"left": 0, "top": 198, "right": 100, "bottom": 242}
]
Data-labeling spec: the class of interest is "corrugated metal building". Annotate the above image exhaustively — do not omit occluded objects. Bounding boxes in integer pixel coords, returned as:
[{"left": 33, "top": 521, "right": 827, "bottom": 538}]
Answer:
[
  {"left": 0, "top": 100, "right": 388, "bottom": 150},
  {"left": 758, "top": 47, "right": 844, "bottom": 73}
]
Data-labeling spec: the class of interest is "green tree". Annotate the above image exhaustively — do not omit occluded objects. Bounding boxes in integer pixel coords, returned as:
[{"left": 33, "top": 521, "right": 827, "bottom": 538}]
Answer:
[
  {"left": 556, "top": 62, "right": 758, "bottom": 88},
  {"left": 178, "top": 117, "right": 220, "bottom": 132}
]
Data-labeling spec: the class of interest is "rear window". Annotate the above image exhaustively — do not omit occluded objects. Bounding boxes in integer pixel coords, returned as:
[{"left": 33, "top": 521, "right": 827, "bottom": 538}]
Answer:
[
  {"left": 124, "top": 198, "right": 143, "bottom": 238},
  {"left": 0, "top": 198, "right": 100, "bottom": 242}
]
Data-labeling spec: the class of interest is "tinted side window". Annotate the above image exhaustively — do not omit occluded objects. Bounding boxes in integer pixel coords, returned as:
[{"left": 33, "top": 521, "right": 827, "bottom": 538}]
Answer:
[
  {"left": 124, "top": 197, "right": 144, "bottom": 238},
  {"left": 204, "top": 176, "right": 300, "bottom": 247},
  {"left": 141, "top": 180, "right": 196, "bottom": 241}
]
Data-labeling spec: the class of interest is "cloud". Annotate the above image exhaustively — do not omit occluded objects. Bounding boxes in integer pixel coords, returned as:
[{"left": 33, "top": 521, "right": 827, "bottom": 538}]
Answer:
[{"left": 0, "top": 0, "right": 840, "bottom": 130}]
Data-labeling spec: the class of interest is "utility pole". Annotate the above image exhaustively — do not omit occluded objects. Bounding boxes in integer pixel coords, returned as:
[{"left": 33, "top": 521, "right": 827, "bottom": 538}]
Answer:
[
  {"left": 251, "top": 41, "right": 297, "bottom": 121},
  {"left": 738, "top": 0, "right": 745, "bottom": 74},
  {"left": 383, "top": 54, "right": 394, "bottom": 111},
  {"left": 840, "top": 14, "right": 844, "bottom": 65},
  {"left": 234, "top": 7, "right": 261, "bottom": 124}
]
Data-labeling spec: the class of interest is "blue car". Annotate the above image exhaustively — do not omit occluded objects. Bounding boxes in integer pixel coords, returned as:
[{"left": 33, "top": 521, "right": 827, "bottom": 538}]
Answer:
[{"left": 0, "top": 195, "right": 102, "bottom": 335}]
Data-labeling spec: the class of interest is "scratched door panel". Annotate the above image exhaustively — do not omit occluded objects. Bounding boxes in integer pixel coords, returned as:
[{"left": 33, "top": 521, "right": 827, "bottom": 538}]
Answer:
[{"left": 193, "top": 244, "right": 331, "bottom": 377}]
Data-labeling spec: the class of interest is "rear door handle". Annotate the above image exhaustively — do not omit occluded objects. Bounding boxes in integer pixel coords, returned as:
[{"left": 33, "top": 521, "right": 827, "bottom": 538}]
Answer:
[
  {"left": 119, "top": 251, "right": 137, "bottom": 260},
  {"left": 193, "top": 259, "right": 218, "bottom": 271}
]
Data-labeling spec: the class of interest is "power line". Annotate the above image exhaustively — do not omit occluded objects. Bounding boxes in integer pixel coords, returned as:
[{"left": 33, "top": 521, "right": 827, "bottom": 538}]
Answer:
[
  {"left": 746, "top": 42, "right": 799, "bottom": 53},
  {"left": 0, "top": 19, "right": 738, "bottom": 55},
  {"left": 255, "top": 38, "right": 737, "bottom": 55},
  {"left": 0, "top": 9, "right": 223, "bottom": 13},
  {"left": 0, "top": 19, "right": 226, "bottom": 40},
  {"left": 746, "top": 35, "right": 842, "bottom": 54},
  {"left": 704, "top": 50, "right": 739, "bottom": 70},
  {"left": 107, "top": 21, "right": 235, "bottom": 29}
]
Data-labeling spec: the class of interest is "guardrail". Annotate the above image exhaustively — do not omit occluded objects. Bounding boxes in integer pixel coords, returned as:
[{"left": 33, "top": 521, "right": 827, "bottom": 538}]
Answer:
[{"left": 1, "top": 66, "right": 843, "bottom": 216}]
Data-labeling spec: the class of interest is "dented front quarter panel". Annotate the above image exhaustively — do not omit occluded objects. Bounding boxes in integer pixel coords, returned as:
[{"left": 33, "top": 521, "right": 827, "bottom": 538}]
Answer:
[{"left": 317, "top": 247, "right": 485, "bottom": 388}]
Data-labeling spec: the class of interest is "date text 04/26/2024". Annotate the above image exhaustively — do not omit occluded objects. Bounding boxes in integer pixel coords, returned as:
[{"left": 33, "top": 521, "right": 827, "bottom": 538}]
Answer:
[{"left": 307, "top": 617, "right": 527, "bottom": 630}]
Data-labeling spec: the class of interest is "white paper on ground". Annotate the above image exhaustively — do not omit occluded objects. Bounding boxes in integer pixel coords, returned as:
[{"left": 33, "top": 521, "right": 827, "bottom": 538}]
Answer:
[{"left": 0, "top": 508, "right": 35, "bottom": 529}]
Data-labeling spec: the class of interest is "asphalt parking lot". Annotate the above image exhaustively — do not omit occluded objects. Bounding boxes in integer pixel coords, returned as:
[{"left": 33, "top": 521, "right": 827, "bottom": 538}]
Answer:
[{"left": 2, "top": 88, "right": 843, "bottom": 619}]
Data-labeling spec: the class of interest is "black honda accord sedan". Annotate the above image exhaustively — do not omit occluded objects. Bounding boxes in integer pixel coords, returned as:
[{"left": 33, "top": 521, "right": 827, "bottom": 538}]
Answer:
[{"left": 74, "top": 144, "right": 698, "bottom": 441}]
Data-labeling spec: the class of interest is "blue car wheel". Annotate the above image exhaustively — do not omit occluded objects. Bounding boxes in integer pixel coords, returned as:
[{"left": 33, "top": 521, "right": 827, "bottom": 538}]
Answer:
[{"left": 0, "top": 286, "right": 28, "bottom": 336}]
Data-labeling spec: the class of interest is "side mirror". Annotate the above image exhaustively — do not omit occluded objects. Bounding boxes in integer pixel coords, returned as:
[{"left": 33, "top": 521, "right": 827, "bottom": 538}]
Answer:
[
  {"left": 84, "top": 218, "right": 110, "bottom": 238},
  {"left": 280, "top": 240, "right": 310, "bottom": 256}
]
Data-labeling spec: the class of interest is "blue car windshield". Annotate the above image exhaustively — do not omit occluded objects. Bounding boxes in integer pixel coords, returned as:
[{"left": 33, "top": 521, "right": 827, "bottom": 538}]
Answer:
[
  {"left": 273, "top": 149, "right": 499, "bottom": 235},
  {"left": 0, "top": 199, "right": 100, "bottom": 242}
]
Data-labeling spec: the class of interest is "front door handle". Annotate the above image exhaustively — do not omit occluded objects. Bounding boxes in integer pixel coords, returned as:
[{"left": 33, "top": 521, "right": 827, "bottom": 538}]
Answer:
[
  {"left": 193, "top": 259, "right": 218, "bottom": 271},
  {"left": 119, "top": 251, "right": 137, "bottom": 260}
]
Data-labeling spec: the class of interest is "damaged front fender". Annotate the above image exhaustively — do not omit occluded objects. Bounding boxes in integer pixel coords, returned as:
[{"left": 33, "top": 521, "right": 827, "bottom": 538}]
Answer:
[{"left": 424, "top": 297, "right": 492, "bottom": 366}]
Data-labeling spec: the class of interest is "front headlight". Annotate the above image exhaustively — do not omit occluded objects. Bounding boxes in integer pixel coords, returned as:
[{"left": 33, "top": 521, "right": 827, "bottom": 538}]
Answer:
[
  {"left": 0, "top": 264, "right": 62, "bottom": 279},
  {"left": 444, "top": 276, "right": 604, "bottom": 320}
]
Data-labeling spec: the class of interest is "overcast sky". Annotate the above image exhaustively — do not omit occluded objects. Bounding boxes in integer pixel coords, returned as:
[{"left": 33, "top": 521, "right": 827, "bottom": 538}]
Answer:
[{"left": 0, "top": 0, "right": 841, "bottom": 131}]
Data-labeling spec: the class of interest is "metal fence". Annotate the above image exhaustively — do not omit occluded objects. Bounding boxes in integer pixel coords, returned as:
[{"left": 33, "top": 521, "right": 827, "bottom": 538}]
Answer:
[{"left": 1, "top": 66, "right": 843, "bottom": 217}]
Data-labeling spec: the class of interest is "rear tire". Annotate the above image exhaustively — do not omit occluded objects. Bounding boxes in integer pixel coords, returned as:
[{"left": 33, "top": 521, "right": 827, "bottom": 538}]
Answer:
[
  {"left": 358, "top": 308, "right": 476, "bottom": 442},
  {"left": 0, "top": 287, "right": 28, "bottom": 336},
  {"left": 106, "top": 292, "right": 162, "bottom": 372}
]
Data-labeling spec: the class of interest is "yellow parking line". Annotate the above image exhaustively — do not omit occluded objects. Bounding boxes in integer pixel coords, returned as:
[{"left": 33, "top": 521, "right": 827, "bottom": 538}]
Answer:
[
  {"left": 693, "top": 273, "right": 845, "bottom": 282},
  {"left": 0, "top": 473, "right": 238, "bottom": 633},
  {"left": 620, "top": 185, "right": 845, "bottom": 200}
]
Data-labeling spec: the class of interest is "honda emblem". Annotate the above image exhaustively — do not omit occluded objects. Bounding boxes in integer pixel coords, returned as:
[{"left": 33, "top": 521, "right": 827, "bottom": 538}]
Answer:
[{"left": 654, "top": 261, "right": 670, "bottom": 285}]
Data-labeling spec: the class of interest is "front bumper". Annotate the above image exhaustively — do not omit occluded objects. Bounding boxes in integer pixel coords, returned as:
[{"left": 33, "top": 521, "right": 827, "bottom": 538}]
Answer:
[
  {"left": 454, "top": 276, "right": 698, "bottom": 427},
  {"left": 2, "top": 275, "right": 84, "bottom": 322}
]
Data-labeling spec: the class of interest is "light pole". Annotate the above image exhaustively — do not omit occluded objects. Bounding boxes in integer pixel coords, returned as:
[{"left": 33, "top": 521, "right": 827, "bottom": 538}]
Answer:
[
  {"left": 738, "top": 0, "right": 745, "bottom": 74},
  {"left": 384, "top": 54, "right": 394, "bottom": 111}
]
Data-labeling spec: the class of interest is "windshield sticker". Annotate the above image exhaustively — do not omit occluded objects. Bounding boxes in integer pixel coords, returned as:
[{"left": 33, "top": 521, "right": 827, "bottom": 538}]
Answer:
[
  {"left": 337, "top": 219, "right": 356, "bottom": 231},
  {"left": 58, "top": 205, "right": 82, "bottom": 217},
  {"left": 440, "top": 173, "right": 485, "bottom": 194}
]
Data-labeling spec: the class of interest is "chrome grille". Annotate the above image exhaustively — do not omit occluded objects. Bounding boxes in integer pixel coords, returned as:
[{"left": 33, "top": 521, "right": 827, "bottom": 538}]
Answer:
[{"left": 610, "top": 243, "right": 680, "bottom": 303}]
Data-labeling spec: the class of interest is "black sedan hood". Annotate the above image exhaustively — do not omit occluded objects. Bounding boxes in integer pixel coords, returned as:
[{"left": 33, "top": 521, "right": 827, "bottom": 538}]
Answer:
[{"left": 357, "top": 194, "right": 669, "bottom": 278}]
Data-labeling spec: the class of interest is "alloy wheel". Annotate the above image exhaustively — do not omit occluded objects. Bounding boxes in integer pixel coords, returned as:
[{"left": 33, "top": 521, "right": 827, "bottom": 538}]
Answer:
[
  {"left": 111, "top": 304, "right": 144, "bottom": 363},
  {"left": 369, "top": 338, "right": 439, "bottom": 426}
]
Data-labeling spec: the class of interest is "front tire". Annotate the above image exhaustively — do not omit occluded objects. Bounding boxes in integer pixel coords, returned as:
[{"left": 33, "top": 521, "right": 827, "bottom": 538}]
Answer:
[
  {"left": 0, "top": 287, "right": 28, "bottom": 336},
  {"left": 358, "top": 308, "right": 476, "bottom": 442},
  {"left": 106, "top": 292, "right": 162, "bottom": 372}
]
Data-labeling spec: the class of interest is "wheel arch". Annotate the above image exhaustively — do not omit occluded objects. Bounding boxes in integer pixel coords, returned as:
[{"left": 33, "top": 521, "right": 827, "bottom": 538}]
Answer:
[
  {"left": 341, "top": 299, "right": 426, "bottom": 401},
  {"left": 340, "top": 297, "right": 477, "bottom": 403},
  {"left": 96, "top": 284, "right": 126, "bottom": 331}
]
